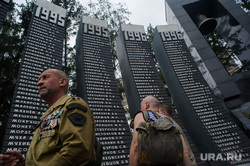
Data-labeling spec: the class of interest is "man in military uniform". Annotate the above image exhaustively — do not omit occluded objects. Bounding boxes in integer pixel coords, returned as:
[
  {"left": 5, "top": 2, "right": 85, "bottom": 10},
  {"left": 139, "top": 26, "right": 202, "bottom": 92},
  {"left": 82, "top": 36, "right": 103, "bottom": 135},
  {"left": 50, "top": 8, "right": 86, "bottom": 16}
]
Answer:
[{"left": 0, "top": 69, "right": 96, "bottom": 166}]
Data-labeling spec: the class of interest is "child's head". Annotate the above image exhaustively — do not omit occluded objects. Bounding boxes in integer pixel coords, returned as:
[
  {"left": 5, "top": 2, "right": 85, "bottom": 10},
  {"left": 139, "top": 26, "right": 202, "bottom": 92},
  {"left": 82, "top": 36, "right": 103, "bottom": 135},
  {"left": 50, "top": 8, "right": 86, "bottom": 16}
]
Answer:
[{"left": 159, "top": 104, "right": 172, "bottom": 117}]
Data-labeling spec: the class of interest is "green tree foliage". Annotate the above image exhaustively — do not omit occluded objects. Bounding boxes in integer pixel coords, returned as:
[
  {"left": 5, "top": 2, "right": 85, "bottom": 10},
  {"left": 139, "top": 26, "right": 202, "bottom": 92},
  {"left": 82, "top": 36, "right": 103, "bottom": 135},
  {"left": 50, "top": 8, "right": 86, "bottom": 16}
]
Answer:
[
  {"left": 19, "top": 0, "right": 36, "bottom": 37},
  {"left": 146, "top": 24, "right": 154, "bottom": 56}
]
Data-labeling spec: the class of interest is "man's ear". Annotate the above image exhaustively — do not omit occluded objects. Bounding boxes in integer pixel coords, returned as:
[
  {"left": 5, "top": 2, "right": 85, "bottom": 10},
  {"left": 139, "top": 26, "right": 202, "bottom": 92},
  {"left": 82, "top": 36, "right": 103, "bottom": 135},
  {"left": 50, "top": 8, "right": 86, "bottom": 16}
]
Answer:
[
  {"left": 145, "top": 102, "right": 149, "bottom": 109},
  {"left": 59, "top": 78, "right": 67, "bottom": 87}
]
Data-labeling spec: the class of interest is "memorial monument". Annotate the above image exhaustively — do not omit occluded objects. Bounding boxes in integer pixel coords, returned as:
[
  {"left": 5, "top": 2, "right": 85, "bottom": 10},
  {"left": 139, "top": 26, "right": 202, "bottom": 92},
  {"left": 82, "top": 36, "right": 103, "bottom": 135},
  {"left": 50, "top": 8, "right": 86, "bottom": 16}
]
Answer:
[
  {"left": 115, "top": 24, "right": 206, "bottom": 164},
  {"left": 0, "top": 0, "right": 10, "bottom": 30},
  {"left": 164, "top": 0, "right": 250, "bottom": 121},
  {"left": 0, "top": 0, "right": 66, "bottom": 155},
  {"left": 76, "top": 16, "right": 131, "bottom": 166},
  {"left": 153, "top": 24, "right": 250, "bottom": 165}
]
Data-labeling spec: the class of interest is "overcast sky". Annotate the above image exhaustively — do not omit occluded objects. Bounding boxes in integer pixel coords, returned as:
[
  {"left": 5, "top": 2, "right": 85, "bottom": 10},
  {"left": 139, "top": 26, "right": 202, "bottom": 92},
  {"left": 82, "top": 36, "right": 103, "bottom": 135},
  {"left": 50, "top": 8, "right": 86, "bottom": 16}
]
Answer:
[{"left": 81, "top": 0, "right": 167, "bottom": 28}]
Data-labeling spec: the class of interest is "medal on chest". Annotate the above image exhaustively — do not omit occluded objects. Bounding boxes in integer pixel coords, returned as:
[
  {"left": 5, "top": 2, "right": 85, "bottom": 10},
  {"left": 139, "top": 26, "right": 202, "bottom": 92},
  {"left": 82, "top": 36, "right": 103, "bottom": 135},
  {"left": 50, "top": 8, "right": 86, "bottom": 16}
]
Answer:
[{"left": 38, "top": 106, "right": 63, "bottom": 141}]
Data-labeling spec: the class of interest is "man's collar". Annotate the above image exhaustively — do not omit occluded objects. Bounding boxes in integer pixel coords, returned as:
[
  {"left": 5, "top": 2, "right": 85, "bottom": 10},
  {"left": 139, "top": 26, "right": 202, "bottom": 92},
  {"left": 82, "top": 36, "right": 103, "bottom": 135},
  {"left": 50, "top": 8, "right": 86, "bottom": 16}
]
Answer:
[{"left": 41, "top": 95, "right": 71, "bottom": 120}]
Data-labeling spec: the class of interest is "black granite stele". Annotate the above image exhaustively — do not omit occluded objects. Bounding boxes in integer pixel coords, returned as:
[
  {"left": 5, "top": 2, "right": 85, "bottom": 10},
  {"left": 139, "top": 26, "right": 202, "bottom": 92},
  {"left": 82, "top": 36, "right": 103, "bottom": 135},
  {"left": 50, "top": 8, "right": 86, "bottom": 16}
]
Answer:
[
  {"left": 0, "top": 0, "right": 10, "bottom": 30},
  {"left": 0, "top": 0, "right": 66, "bottom": 156},
  {"left": 115, "top": 24, "right": 172, "bottom": 118},
  {"left": 76, "top": 16, "right": 131, "bottom": 166},
  {"left": 153, "top": 24, "right": 250, "bottom": 166}
]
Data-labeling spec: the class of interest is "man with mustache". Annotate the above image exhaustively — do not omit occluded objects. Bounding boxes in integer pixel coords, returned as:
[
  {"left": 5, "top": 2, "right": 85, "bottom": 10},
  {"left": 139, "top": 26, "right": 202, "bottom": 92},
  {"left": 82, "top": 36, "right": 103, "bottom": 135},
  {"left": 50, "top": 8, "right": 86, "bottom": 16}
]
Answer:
[{"left": 0, "top": 69, "right": 96, "bottom": 166}]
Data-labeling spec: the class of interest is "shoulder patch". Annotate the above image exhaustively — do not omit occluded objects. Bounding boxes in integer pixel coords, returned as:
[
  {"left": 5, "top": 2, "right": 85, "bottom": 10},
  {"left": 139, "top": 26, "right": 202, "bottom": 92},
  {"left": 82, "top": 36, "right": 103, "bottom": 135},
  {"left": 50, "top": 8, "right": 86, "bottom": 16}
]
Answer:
[
  {"left": 68, "top": 113, "right": 86, "bottom": 126},
  {"left": 66, "top": 103, "right": 87, "bottom": 112}
]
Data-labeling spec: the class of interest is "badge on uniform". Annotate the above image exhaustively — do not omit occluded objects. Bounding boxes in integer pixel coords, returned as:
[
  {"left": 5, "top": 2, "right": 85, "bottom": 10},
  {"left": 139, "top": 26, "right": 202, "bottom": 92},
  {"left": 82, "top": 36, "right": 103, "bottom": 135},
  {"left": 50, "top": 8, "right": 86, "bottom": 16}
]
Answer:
[
  {"left": 40, "top": 129, "right": 56, "bottom": 139},
  {"left": 68, "top": 113, "right": 86, "bottom": 126},
  {"left": 38, "top": 107, "right": 63, "bottom": 140}
]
